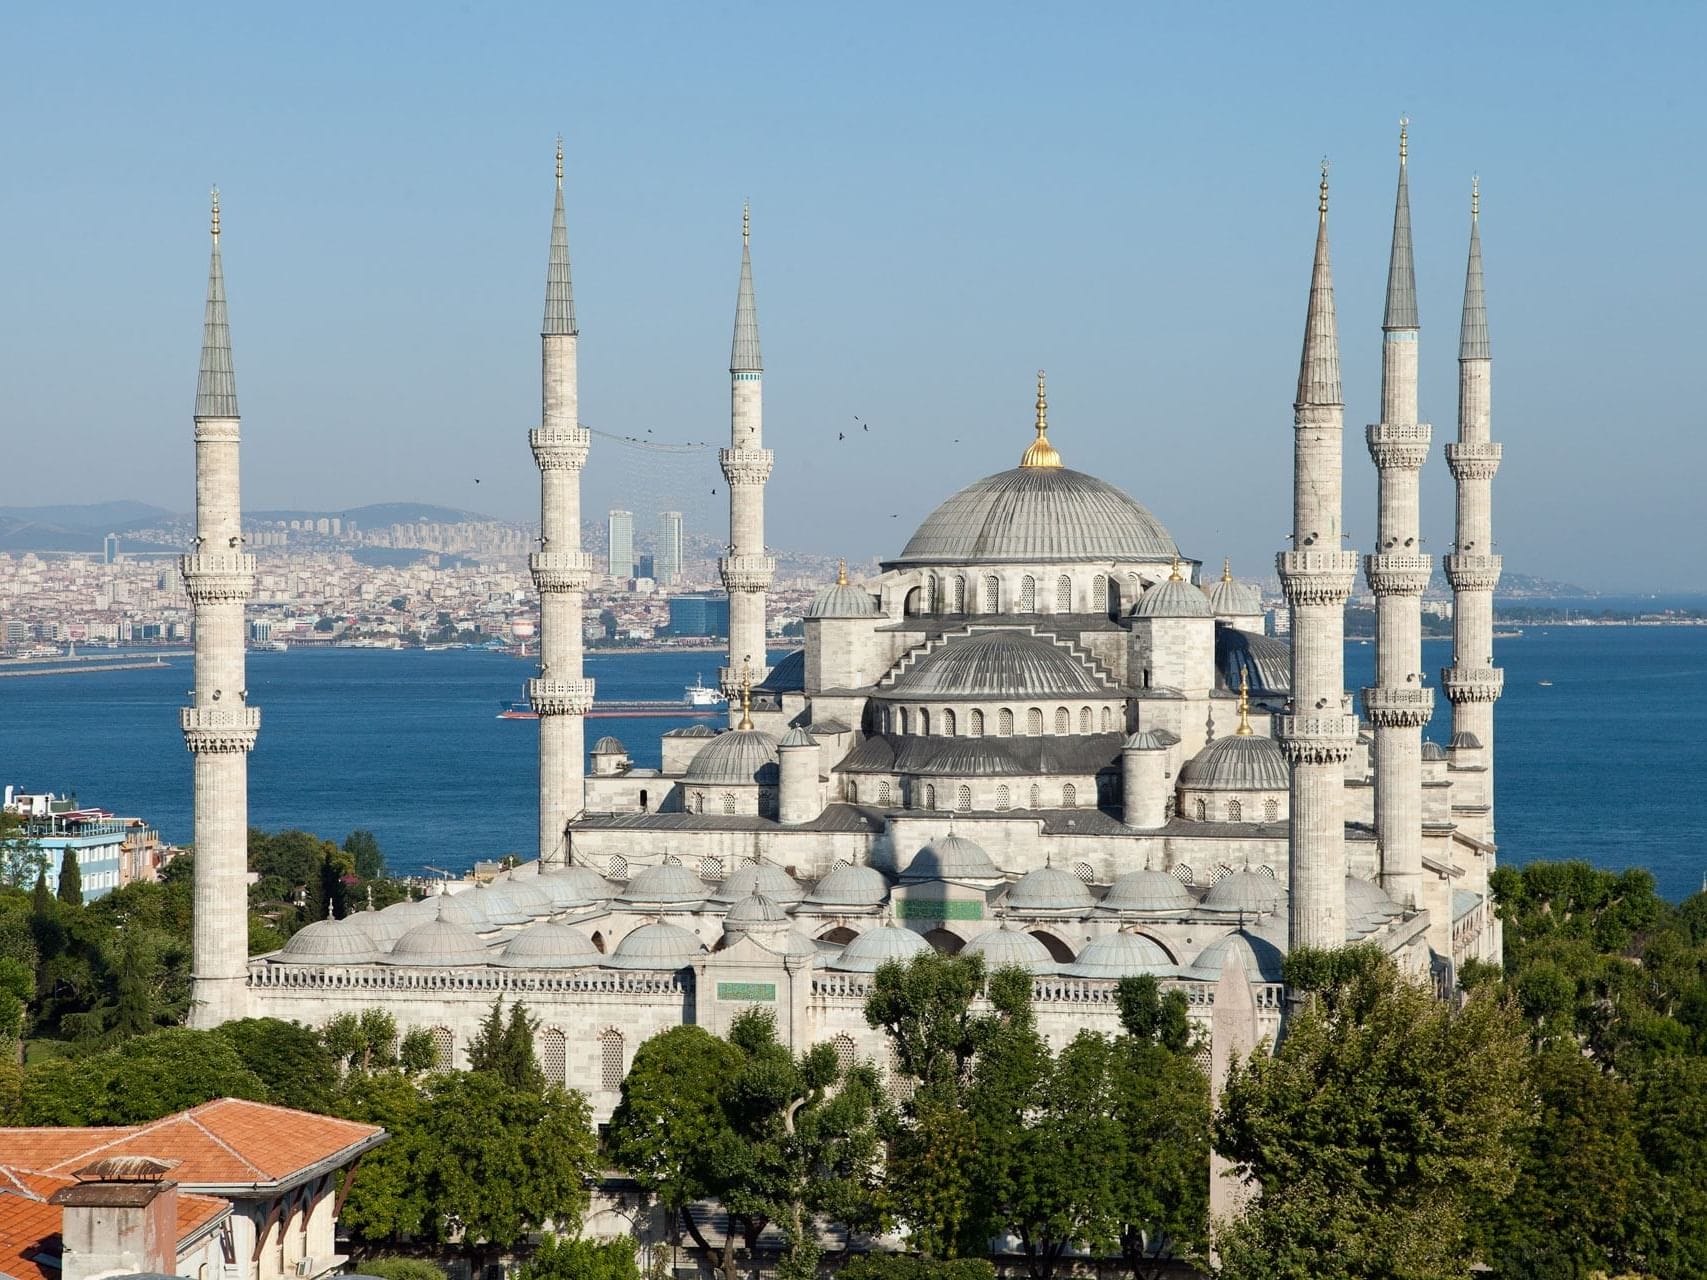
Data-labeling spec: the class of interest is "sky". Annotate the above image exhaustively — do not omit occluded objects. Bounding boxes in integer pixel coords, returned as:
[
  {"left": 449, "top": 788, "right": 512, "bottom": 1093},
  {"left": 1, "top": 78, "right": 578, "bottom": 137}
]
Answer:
[{"left": 1, "top": 2, "right": 1702, "bottom": 591}]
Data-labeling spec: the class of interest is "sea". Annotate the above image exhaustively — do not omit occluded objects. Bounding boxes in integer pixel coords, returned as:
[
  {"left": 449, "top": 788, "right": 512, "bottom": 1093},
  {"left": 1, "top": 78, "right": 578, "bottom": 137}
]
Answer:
[{"left": 2, "top": 628, "right": 1704, "bottom": 900}]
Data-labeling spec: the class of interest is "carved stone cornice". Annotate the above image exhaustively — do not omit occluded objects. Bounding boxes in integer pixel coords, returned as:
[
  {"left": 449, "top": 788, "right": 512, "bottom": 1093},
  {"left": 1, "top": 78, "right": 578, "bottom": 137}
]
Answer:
[{"left": 181, "top": 705, "right": 261, "bottom": 753}]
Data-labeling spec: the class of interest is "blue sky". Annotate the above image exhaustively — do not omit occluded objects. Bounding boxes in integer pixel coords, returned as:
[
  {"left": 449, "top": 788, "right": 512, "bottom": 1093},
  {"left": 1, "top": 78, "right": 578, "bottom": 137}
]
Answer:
[{"left": 2, "top": 2, "right": 1701, "bottom": 590}]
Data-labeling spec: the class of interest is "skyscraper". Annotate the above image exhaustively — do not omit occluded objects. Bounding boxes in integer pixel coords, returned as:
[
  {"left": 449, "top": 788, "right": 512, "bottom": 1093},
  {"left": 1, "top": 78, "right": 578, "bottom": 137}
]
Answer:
[
  {"left": 607, "top": 510, "right": 634, "bottom": 580},
  {"left": 657, "top": 510, "right": 684, "bottom": 586}
]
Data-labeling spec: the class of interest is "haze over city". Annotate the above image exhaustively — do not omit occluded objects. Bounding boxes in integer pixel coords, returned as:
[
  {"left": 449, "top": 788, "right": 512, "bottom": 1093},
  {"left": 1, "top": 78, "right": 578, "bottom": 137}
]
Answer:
[{"left": 2, "top": 1, "right": 1700, "bottom": 590}]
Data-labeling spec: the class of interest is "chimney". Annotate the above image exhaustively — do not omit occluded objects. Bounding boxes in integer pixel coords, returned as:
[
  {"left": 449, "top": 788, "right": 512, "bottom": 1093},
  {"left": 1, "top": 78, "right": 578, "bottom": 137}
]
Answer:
[{"left": 50, "top": 1157, "right": 181, "bottom": 1280}]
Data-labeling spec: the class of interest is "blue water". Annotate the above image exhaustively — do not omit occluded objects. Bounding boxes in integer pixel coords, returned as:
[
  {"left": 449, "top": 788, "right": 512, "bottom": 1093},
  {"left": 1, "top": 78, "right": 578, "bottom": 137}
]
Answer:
[{"left": 2, "top": 630, "right": 1704, "bottom": 899}]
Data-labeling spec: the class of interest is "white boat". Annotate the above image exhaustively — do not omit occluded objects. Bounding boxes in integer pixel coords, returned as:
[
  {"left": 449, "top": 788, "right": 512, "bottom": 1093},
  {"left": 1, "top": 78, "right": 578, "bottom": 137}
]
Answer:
[{"left": 684, "top": 675, "right": 726, "bottom": 708}]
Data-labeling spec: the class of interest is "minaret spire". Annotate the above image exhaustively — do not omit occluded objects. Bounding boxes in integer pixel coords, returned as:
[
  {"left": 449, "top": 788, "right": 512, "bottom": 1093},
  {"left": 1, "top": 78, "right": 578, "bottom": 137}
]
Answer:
[
  {"left": 720, "top": 203, "right": 776, "bottom": 705},
  {"left": 182, "top": 187, "right": 259, "bottom": 1027},
  {"left": 1278, "top": 161, "right": 1358, "bottom": 952},
  {"left": 1459, "top": 178, "right": 1489, "bottom": 359},
  {"left": 529, "top": 139, "right": 595, "bottom": 863},
  {"left": 1364, "top": 118, "right": 1434, "bottom": 910}
]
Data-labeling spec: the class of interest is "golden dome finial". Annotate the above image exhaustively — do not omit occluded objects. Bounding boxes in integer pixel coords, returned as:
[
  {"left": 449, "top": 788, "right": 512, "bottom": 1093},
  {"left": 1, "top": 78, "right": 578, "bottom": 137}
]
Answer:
[
  {"left": 836, "top": 558, "right": 848, "bottom": 587},
  {"left": 738, "top": 659, "right": 753, "bottom": 731},
  {"left": 1019, "top": 369, "right": 1062, "bottom": 469},
  {"left": 555, "top": 135, "right": 564, "bottom": 187},
  {"left": 1236, "top": 671, "right": 1253, "bottom": 735},
  {"left": 1222, "top": 557, "right": 1232, "bottom": 583},
  {"left": 742, "top": 200, "right": 751, "bottom": 247},
  {"left": 1169, "top": 555, "right": 1182, "bottom": 582},
  {"left": 210, "top": 186, "right": 221, "bottom": 240}
]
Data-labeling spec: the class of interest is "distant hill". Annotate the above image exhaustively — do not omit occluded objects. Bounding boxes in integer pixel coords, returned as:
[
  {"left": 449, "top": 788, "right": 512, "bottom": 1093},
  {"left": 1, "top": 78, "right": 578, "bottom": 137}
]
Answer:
[
  {"left": 249, "top": 502, "right": 497, "bottom": 526},
  {"left": 0, "top": 501, "right": 182, "bottom": 552}
]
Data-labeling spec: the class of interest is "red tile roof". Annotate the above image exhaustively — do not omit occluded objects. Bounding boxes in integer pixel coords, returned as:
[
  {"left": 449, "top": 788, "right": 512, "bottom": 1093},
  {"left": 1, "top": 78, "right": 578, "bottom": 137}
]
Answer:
[
  {"left": 0, "top": 1098, "right": 384, "bottom": 1191},
  {"left": 0, "top": 1165, "right": 228, "bottom": 1280}
]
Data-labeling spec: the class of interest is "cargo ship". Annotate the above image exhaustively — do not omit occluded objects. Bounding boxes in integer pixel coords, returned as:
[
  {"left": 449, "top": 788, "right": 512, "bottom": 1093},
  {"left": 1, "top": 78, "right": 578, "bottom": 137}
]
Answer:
[{"left": 497, "top": 675, "right": 728, "bottom": 720}]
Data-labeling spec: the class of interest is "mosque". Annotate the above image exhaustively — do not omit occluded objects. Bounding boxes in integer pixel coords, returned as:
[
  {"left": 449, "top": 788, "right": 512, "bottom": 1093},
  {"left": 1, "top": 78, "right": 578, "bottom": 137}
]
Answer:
[{"left": 182, "top": 129, "right": 1505, "bottom": 1120}]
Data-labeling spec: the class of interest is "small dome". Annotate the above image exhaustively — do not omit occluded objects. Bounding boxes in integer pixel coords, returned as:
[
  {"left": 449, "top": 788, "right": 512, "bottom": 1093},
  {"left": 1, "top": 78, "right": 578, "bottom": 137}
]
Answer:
[
  {"left": 683, "top": 729, "right": 781, "bottom": 785},
  {"left": 664, "top": 724, "right": 717, "bottom": 739},
  {"left": 714, "top": 864, "right": 805, "bottom": 905},
  {"left": 1421, "top": 740, "right": 1447, "bottom": 762},
  {"left": 886, "top": 630, "right": 1109, "bottom": 699},
  {"left": 807, "top": 574, "right": 880, "bottom": 619},
  {"left": 1100, "top": 869, "right": 1193, "bottom": 913},
  {"left": 435, "top": 891, "right": 501, "bottom": 933},
  {"left": 606, "top": 921, "right": 707, "bottom": 970},
  {"left": 964, "top": 927, "right": 1056, "bottom": 973},
  {"left": 900, "top": 833, "right": 1001, "bottom": 883},
  {"left": 276, "top": 917, "right": 381, "bottom": 965},
  {"left": 1132, "top": 576, "right": 1214, "bottom": 619},
  {"left": 1344, "top": 876, "right": 1402, "bottom": 936},
  {"left": 1180, "top": 735, "right": 1289, "bottom": 791},
  {"left": 805, "top": 863, "right": 891, "bottom": 908},
  {"left": 546, "top": 866, "right": 619, "bottom": 903},
  {"left": 1191, "top": 929, "right": 1286, "bottom": 982},
  {"left": 830, "top": 925, "right": 931, "bottom": 972},
  {"left": 384, "top": 912, "right": 494, "bottom": 967},
  {"left": 496, "top": 922, "right": 601, "bottom": 968},
  {"left": 1007, "top": 866, "right": 1095, "bottom": 912},
  {"left": 779, "top": 727, "right": 818, "bottom": 748},
  {"left": 1206, "top": 570, "right": 1263, "bottom": 617},
  {"left": 621, "top": 863, "right": 709, "bottom": 906},
  {"left": 348, "top": 905, "right": 423, "bottom": 945},
  {"left": 592, "top": 736, "right": 628, "bottom": 755},
  {"left": 1449, "top": 730, "right": 1483, "bottom": 751},
  {"left": 724, "top": 893, "right": 790, "bottom": 933},
  {"left": 1203, "top": 870, "right": 1283, "bottom": 914},
  {"left": 1123, "top": 729, "right": 1171, "bottom": 751},
  {"left": 1064, "top": 931, "right": 1174, "bottom": 979}
]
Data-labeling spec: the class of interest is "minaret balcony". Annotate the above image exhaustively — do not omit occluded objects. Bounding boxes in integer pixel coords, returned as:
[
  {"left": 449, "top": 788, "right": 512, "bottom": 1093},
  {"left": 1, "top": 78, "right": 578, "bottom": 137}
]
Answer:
[
  {"left": 180, "top": 705, "right": 261, "bottom": 753},
  {"left": 1360, "top": 685, "right": 1435, "bottom": 728},
  {"left": 180, "top": 552, "right": 256, "bottom": 603},
  {"left": 528, "top": 677, "right": 595, "bottom": 715},
  {"left": 1364, "top": 554, "right": 1433, "bottom": 595},
  {"left": 720, "top": 553, "right": 776, "bottom": 592},
  {"left": 1275, "top": 712, "right": 1358, "bottom": 765},
  {"left": 1445, "top": 441, "right": 1501, "bottom": 481},
  {"left": 530, "top": 551, "right": 595, "bottom": 592},
  {"left": 1440, "top": 666, "right": 1504, "bottom": 704},
  {"left": 1276, "top": 550, "right": 1358, "bottom": 606},
  {"left": 1443, "top": 553, "right": 1502, "bottom": 592},
  {"left": 719, "top": 447, "right": 774, "bottom": 486},
  {"left": 1366, "top": 422, "right": 1432, "bottom": 469},
  {"left": 530, "top": 426, "right": 591, "bottom": 470}
]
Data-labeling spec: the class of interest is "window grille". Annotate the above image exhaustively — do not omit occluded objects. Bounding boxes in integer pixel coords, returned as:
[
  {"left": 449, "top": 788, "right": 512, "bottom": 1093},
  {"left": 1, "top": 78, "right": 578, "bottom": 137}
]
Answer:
[
  {"left": 1172, "top": 863, "right": 1194, "bottom": 884},
  {"left": 1056, "top": 575, "right": 1072, "bottom": 611},
  {"left": 1027, "top": 707, "right": 1043, "bottom": 736},
  {"left": 1228, "top": 800, "right": 1243, "bottom": 822},
  {"left": 996, "top": 785, "right": 1010, "bottom": 810},
  {"left": 722, "top": 794, "right": 736, "bottom": 814},
  {"left": 606, "top": 855, "right": 629, "bottom": 880},
  {"left": 984, "top": 575, "right": 999, "bottom": 611},
  {"left": 833, "top": 1034, "right": 858, "bottom": 1073},
  {"left": 1062, "top": 783, "right": 1077, "bottom": 808},
  {"left": 700, "top": 856, "right": 724, "bottom": 880},
  {"left": 1020, "top": 576, "right": 1036, "bottom": 611},
  {"left": 1029, "top": 784, "right": 1041, "bottom": 808},
  {"left": 1079, "top": 707, "right": 1092, "bottom": 734},
  {"left": 970, "top": 709, "right": 984, "bottom": 736},
  {"left": 956, "top": 785, "right": 971, "bottom": 812},
  {"left": 430, "top": 1026, "right": 454, "bottom": 1070},
  {"left": 999, "top": 709, "right": 1014, "bottom": 736},
  {"left": 1055, "top": 707, "right": 1070, "bottom": 734},
  {"left": 1263, "top": 799, "right": 1279, "bottom": 822},
  {"left": 879, "top": 781, "right": 892, "bottom": 805},
  {"left": 1072, "top": 862, "right": 1095, "bottom": 883},
  {"left": 539, "top": 1028, "right": 567, "bottom": 1086},
  {"left": 943, "top": 708, "right": 956, "bottom": 736},
  {"left": 599, "top": 1029, "right": 625, "bottom": 1091}
]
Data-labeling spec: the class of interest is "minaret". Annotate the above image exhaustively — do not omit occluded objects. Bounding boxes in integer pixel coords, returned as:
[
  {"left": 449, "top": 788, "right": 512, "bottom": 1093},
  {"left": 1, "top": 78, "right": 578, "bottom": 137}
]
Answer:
[
  {"left": 182, "top": 188, "right": 259, "bottom": 1028},
  {"left": 528, "top": 139, "right": 595, "bottom": 864},
  {"left": 1363, "top": 122, "right": 1434, "bottom": 909},
  {"left": 1277, "top": 164, "right": 1358, "bottom": 951},
  {"left": 1440, "top": 178, "right": 1503, "bottom": 842},
  {"left": 720, "top": 203, "right": 775, "bottom": 708}
]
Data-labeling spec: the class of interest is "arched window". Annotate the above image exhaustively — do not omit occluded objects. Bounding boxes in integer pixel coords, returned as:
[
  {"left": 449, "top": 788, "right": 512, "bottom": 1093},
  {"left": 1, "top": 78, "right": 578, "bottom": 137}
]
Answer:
[
  {"left": 1228, "top": 799, "right": 1243, "bottom": 822},
  {"left": 700, "top": 856, "right": 724, "bottom": 880},
  {"left": 599, "top": 1029, "right": 625, "bottom": 1091},
  {"left": 984, "top": 575, "right": 1000, "bottom": 612},
  {"left": 956, "top": 785, "right": 972, "bottom": 812},
  {"left": 1020, "top": 575, "right": 1037, "bottom": 611},
  {"left": 970, "top": 709, "right": 985, "bottom": 736},
  {"left": 1027, "top": 707, "right": 1043, "bottom": 736},
  {"left": 1072, "top": 862, "right": 1095, "bottom": 884},
  {"left": 943, "top": 708, "right": 956, "bottom": 736},
  {"left": 1194, "top": 798, "right": 1208, "bottom": 821},
  {"left": 722, "top": 793, "right": 736, "bottom": 814},
  {"left": 1029, "top": 783, "right": 1041, "bottom": 808},
  {"left": 833, "top": 1034, "right": 858, "bottom": 1073},
  {"left": 903, "top": 586, "right": 922, "bottom": 616},
  {"left": 606, "top": 855, "right": 629, "bottom": 880},
  {"left": 954, "top": 576, "right": 966, "bottom": 612},
  {"left": 998, "top": 709, "right": 1014, "bottom": 736},
  {"left": 898, "top": 707, "right": 910, "bottom": 735},
  {"left": 1093, "top": 574, "right": 1108, "bottom": 613},
  {"left": 919, "top": 708, "right": 931, "bottom": 735},
  {"left": 1172, "top": 863, "right": 1194, "bottom": 884},
  {"left": 878, "top": 780, "right": 892, "bottom": 806},
  {"left": 539, "top": 1028, "right": 567, "bottom": 1086},
  {"left": 1100, "top": 706, "right": 1112, "bottom": 732},
  {"left": 847, "top": 780, "right": 858, "bottom": 803},
  {"left": 1263, "top": 798, "right": 1279, "bottom": 822},
  {"left": 925, "top": 784, "right": 937, "bottom": 809},
  {"left": 1079, "top": 706, "right": 1093, "bottom": 734},
  {"left": 1062, "top": 783, "right": 1077, "bottom": 808},
  {"left": 928, "top": 576, "right": 940, "bottom": 612},
  {"left": 1056, "top": 575, "right": 1072, "bottom": 612},
  {"left": 430, "top": 1026, "right": 455, "bottom": 1071},
  {"left": 996, "top": 785, "right": 1010, "bottom": 810},
  {"left": 1054, "top": 707, "right": 1070, "bottom": 735}
]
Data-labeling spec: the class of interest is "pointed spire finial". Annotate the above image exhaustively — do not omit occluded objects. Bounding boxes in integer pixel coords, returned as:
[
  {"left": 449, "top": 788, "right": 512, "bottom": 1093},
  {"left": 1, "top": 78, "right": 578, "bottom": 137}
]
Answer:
[
  {"left": 1460, "top": 177, "right": 1490, "bottom": 360},
  {"left": 1319, "top": 158, "right": 1330, "bottom": 218},
  {"left": 738, "top": 659, "right": 753, "bottom": 731},
  {"left": 1399, "top": 115, "right": 1409, "bottom": 163},
  {"left": 1169, "top": 555, "right": 1183, "bottom": 582},
  {"left": 1236, "top": 671, "right": 1253, "bottom": 735},
  {"left": 730, "top": 204, "right": 763, "bottom": 372},
  {"left": 1296, "top": 163, "right": 1343, "bottom": 410},
  {"left": 836, "top": 558, "right": 848, "bottom": 587},
  {"left": 210, "top": 186, "right": 220, "bottom": 239},
  {"left": 555, "top": 135, "right": 564, "bottom": 188},
  {"left": 1471, "top": 173, "right": 1480, "bottom": 220},
  {"left": 1385, "top": 121, "right": 1419, "bottom": 330},
  {"left": 1020, "top": 369, "right": 1062, "bottom": 468},
  {"left": 543, "top": 140, "right": 577, "bottom": 336},
  {"left": 195, "top": 188, "right": 239, "bottom": 419},
  {"left": 743, "top": 200, "right": 751, "bottom": 247},
  {"left": 1222, "top": 557, "right": 1232, "bottom": 583}
]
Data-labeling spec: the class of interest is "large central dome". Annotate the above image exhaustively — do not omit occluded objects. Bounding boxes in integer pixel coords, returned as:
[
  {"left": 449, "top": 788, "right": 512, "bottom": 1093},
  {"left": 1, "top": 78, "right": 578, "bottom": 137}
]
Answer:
[{"left": 888, "top": 466, "right": 1178, "bottom": 568}]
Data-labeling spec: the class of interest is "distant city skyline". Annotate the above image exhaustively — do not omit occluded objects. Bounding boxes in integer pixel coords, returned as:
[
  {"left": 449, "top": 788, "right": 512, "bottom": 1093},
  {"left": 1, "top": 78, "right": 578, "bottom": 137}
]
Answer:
[{"left": 2, "top": 4, "right": 1701, "bottom": 590}]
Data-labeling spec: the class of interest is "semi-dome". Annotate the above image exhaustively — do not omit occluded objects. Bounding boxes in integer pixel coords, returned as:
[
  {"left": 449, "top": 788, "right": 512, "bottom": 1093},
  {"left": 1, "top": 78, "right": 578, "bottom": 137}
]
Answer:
[
  {"left": 621, "top": 862, "right": 709, "bottom": 906},
  {"left": 683, "top": 729, "right": 781, "bottom": 785},
  {"left": 1190, "top": 929, "right": 1286, "bottom": 982},
  {"left": 1063, "top": 931, "right": 1174, "bottom": 979},
  {"left": 1203, "top": 870, "right": 1283, "bottom": 914},
  {"left": 1344, "top": 876, "right": 1402, "bottom": 936},
  {"left": 384, "top": 912, "right": 495, "bottom": 967},
  {"left": 1180, "top": 734, "right": 1289, "bottom": 791},
  {"left": 1421, "top": 740, "right": 1447, "bottom": 762},
  {"left": 807, "top": 563, "right": 880, "bottom": 619},
  {"left": 963, "top": 926, "right": 1057, "bottom": 973},
  {"left": 1100, "top": 869, "right": 1193, "bottom": 913},
  {"left": 900, "top": 833, "right": 1001, "bottom": 883},
  {"left": 1006, "top": 865, "right": 1095, "bottom": 912},
  {"left": 830, "top": 925, "right": 930, "bottom": 972},
  {"left": 606, "top": 921, "right": 707, "bottom": 970},
  {"left": 886, "top": 630, "right": 1109, "bottom": 699},
  {"left": 779, "top": 727, "right": 818, "bottom": 748},
  {"left": 496, "top": 922, "right": 601, "bottom": 968},
  {"left": 275, "top": 917, "right": 381, "bottom": 965},
  {"left": 1132, "top": 574, "right": 1214, "bottom": 619},
  {"left": 889, "top": 466, "right": 1177, "bottom": 568},
  {"left": 805, "top": 862, "right": 891, "bottom": 908},
  {"left": 714, "top": 864, "right": 806, "bottom": 905}
]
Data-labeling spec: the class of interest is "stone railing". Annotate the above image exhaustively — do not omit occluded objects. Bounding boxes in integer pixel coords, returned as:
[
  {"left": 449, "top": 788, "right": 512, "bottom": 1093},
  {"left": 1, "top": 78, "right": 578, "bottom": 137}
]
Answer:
[
  {"left": 529, "top": 550, "right": 596, "bottom": 592},
  {"left": 1361, "top": 685, "right": 1435, "bottom": 728},
  {"left": 529, "top": 677, "right": 596, "bottom": 715},
  {"left": 248, "top": 962, "right": 692, "bottom": 997},
  {"left": 719, "top": 447, "right": 775, "bottom": 486},
  {"left": 1445, "top": 441, "right": 1502, "bottom": 480},
  {"left": 810, "top": 972, "right": 1288, "bottom": 1013},
  {"left": 1364, "top": 553, "right": 1434, "bottom": 595},
  {"left": 180, "top": 705, "right": 260, "bottom": 753},
  {"left": 529, "top": 427, "right": 591, "bottom": 469},
  {"left": 1443, "top": 553, "right": 1503, "bottom": 592},
  {"left": 719, "top": 553, "right": 776, "bottom": 592}
]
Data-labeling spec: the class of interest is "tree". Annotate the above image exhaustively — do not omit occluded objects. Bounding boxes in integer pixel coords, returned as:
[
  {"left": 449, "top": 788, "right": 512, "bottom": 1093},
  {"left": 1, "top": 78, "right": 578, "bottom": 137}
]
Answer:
[
  {"left": 214, "top": 1017, "right": 340, "bottom": 1112},
  {"left": 15, "top": 1028, "right": 267, "bottom": 1124},
  {"left": 399, "top": 1027, "right": 437, "bottom": 1075},
  {"left": 514, "top": 1235, "right": 640, "bottom": 1280},
  {"left": 322, "top": 1008, "right": 401, "bottom": 1074},
  {"left": 0, "top": 812, "right": 45, "bottom": 888},
  {"left": 1214, "top": 946, "right": 1530, "bottom": 1280},
  {"left": 56, "top": 848, "right": 81, "bottom": 906},
  {"left": 344, "top": 829, "right": 386, "bottom": 880},
  {"left": 467, "top": 998, "right": 545, "bottom": 1093}
]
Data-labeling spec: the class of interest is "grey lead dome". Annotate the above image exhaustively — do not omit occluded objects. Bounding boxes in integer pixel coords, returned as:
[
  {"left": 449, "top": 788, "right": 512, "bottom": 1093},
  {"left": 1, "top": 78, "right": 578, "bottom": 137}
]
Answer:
[
  {"left": 888, "top": 466, "right": 1178, "bottom": 568},
  {"left": 1180, "top": 734, "right": 1290, "bottom": 791},
  {"left": 683, "top": 729, "right": 781, "bottom": 785}
]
